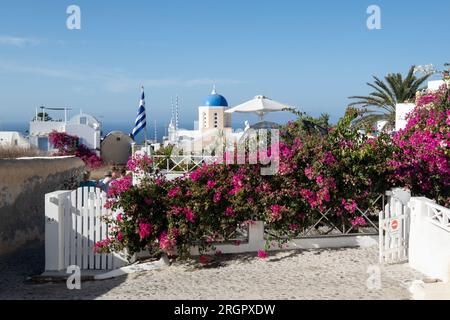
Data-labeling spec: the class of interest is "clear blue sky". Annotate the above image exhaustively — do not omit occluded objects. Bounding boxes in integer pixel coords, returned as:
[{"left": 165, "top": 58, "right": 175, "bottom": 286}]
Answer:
[{"left": 0, "top": 0, "right": 449, "bottom": 128}]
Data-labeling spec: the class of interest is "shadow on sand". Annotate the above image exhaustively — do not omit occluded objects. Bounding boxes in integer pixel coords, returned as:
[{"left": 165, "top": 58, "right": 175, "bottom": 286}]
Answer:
[{"left": 0, "top": 241, "right": 127, "bottom": 300}]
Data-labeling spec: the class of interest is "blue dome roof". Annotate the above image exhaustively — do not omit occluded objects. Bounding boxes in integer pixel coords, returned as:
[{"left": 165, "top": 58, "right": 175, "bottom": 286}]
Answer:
[{"left": 204, "top": 87, "right": 228, "bottom": 107}]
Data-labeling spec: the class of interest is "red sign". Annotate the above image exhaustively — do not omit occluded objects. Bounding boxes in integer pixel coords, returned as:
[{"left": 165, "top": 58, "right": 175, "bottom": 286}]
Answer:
[{"left": 390, "top": 219, "right": 399, "bottom": 232}]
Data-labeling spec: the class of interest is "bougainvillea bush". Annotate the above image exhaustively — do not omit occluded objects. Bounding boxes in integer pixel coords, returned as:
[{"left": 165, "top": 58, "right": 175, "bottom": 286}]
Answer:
[
  {"left": 96, "top": 109, "right": 397, "bottom": 259},
  {"left": 389, "top": 84, "right": 450, "bottom": 206},
  {"left": 49, "top": 131, "right": 102, "bottom": 169},
  {"left": 94, "top": 88, "right": 449, "bottom": 260}
]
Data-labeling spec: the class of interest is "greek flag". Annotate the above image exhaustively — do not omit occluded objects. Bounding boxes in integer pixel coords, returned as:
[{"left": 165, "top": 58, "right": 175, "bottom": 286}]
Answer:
[{"left": 131, "top": 87, "right": 147, "bottom": 139}]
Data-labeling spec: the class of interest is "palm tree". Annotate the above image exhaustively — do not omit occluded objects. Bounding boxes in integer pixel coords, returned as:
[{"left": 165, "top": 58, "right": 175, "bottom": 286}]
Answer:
[{"left": 348, "top": 66, "right": 430, "bottom": 130}]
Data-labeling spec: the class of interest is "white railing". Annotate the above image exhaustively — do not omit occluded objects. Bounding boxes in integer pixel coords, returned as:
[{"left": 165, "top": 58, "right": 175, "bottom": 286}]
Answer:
[
  {"left": 190, "top": 221, "right": 378, "bottom": 256},
  {"left": 151, "top": 155, "right": 220, "bottom": 174},
  {"left": 409, "top": 197, "right": 450, "bottom": 282},
  {"left": 45, "top": 187, "right": 128, "bottom": 272},
  {"left": 425, "top": 201, "right": 450, "bottom": 232}
]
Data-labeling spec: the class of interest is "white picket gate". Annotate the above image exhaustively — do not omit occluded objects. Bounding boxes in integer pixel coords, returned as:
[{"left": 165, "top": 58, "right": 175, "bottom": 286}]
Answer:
[
  {"left": 379, "top": 188, "right": 411, "bottom": 264},
  {"left": 45, "top": 187, "right": 127, "bottom": 272}
]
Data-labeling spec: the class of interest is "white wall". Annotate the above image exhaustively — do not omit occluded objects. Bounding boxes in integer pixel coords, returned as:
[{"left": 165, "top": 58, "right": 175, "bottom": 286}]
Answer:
[
  {"left": 409, "top": 197, "right": 450, "bottom": 282},
  {"left": 428, "top": 80, "right": 445, "bottom": 91},
  {"left": 65, "top": 123, "right": 100, "bottom": 150},
  {"left": 29, "top": 121, "right": 65, "bottom": 136},
  {"left": 395, "top": 103, "right": 415, "bottom": 131}
]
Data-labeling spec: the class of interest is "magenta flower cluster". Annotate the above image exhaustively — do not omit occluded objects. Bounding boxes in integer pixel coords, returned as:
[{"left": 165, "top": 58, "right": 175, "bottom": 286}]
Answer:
[{"left": 389, "top": 84, "right": 450, "bottom": 206}]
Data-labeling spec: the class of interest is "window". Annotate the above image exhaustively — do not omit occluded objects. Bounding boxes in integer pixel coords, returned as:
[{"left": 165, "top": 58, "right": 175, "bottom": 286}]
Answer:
[{"left": 80, "top": 117, "right": 87, "bottom": 125}]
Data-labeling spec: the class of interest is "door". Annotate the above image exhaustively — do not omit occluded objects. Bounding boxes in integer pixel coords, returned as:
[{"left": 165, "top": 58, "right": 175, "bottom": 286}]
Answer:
[{"left": 37, "top": 137, "right": 49, "bottom": 151}]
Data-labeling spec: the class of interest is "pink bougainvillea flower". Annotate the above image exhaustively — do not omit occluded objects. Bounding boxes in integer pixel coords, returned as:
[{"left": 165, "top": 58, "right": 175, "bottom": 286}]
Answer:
[
  {"left": 168, "top": 186, "right": 181, "bottom": 198},
  {"left": 138, "top": 222, "right": 152, "bottom": 239},
  {"left": 269, "top": 204, "right": 284, "bottom": 221},
  {"left": 104, "top": 199, "right": 115, "bottom": 209},
  {"left": 108, "top": 175, "right": 133, "bottom": 197},
  {"left": 159, "top": 231, "right": 177, "bottom": 251},
  {"left": 213, "top": 192, "right": 222, "bottom": 203},
  {"left": 189, "top": 169, "right": 201, "bottom": 181},
  {"left": 116, "top": 232, "right": 124, "bottom": 242},
  {"left": 316, "top": 175, "right": 324, "bottom": 185},
  {"left": 342, "top": 199, "right": 357, "bottom": 213},
  {"left": 93, "top": 238, "right": 112, "bottom": 253},
  {"left": 258, "top": 250, "right": 268, "bottom": 259},
  {"left": 199, "top": 255, "right": 212, "bottom": 264},
  {"left": 126, "top": 153, "right": 153, "bottom": 173},
  {"left": 116, "top": 213, "right": 123, "bottom": 221},
  {"left": 304, "top": 166, "right": 314, "bottom": 180},
  {"left": 170, "top": 206, "right": 184, "bottom": 216},
  {"left": 144, "top": 197, "right": 153, "bottom": 205},
  {"left": 351, "top": 216, "right": 366, "bottom": 227},
  {"left": 184, "top": 208, "right": 196, "bottom": 223},
  {"left": 225, "top": 206, "right": 236, "bottom": 217},
  {"left": 206, "top": 180, "right": 217, "bottom": 189}
]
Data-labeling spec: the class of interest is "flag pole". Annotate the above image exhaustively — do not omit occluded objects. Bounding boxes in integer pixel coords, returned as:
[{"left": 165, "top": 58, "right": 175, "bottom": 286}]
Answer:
[{"left": 142, "top": 86, "right": 148, "bottom": 149}]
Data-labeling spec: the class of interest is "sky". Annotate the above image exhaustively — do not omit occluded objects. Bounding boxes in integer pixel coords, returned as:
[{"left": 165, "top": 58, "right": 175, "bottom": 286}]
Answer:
[{"left": 0, "top": 0, "right": 449, "bottom": 131}]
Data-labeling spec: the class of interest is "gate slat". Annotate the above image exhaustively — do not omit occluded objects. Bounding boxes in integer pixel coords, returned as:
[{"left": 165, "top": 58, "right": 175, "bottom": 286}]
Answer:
[
  {"left": 64, "top": 193, "right": 71, "bottom": 268},
  {"left": 70, "top": 190, "right": 77, "bottom": 267},
  {"left": 83, "top": 187, "right": 90, "bottom": 269},
  {"left": 101, "top": 191, "right": 108, "bottom": 270},
  {"left": 76, "top": 188, "right": 83, "bottom": 267},
  {"left": 88, "top": 189, "right": 96, "bottom": 269},
  {"left": 95, "top": 191, "right": 102, "bottom": 269}
]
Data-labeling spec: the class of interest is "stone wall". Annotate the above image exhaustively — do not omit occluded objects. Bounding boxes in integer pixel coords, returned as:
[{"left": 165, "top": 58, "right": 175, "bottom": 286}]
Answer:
[{"left": 0, "top": 157, "right": 85, "bottom": 255}]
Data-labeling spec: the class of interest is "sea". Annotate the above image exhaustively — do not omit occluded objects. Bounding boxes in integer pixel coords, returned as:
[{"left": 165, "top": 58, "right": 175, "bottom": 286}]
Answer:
[
  {"left": 0, "top": 121, "right": 170, "bottom": 142},
  {"left": 0, "top": 121, "right": 246, "bottom": 143}
]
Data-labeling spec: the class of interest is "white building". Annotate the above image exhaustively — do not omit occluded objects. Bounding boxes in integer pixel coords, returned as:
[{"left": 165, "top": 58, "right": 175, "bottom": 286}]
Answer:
[
  {"left": 394, "top": 79, "right": 449, "bottom": 132},
  {"left": 29, "top": 108, "right": 101, "bottom": 153},
  {"left": 164, "top": 88, "right": 244, "bottom": 153},
  {"left": 395, "top": 103, "right": 416, "bottom": 132},
  {"left": 427, "top": 79, "right": 448, "bottom": 91},
  {"left": 0, "top": 131, "right": 30, "bottom": 148}
]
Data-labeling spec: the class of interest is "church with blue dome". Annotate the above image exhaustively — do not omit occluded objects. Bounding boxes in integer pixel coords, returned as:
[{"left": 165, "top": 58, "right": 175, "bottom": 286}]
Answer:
[
  {"left": 198, "top": 86, "right": 232, "bottom": 133},
  {"left": 165, "top": 86, "right": 241, "bottom": 152},
  {"left": 203, "top": 87, "right": 229, "bottom": 107}
]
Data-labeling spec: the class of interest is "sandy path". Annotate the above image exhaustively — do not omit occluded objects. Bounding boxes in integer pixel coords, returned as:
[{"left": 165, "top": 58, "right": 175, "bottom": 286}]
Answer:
[{"left": 0, "top": 243, "right": 423, "bottom": 300}]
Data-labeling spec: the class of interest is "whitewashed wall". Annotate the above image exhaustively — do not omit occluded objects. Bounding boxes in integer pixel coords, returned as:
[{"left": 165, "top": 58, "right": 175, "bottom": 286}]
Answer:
[
  {"left": 409, "top": 197, "right": 450, "bottom": 282},
  {"left": 395, "top": 103, "right": 415, "bottom": 131}
]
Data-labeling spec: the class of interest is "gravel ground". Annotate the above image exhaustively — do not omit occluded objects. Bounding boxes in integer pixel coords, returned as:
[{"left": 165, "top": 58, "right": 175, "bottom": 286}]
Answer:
[{"left": 0, "top": 242, "right": 423, "bottom": 300}]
